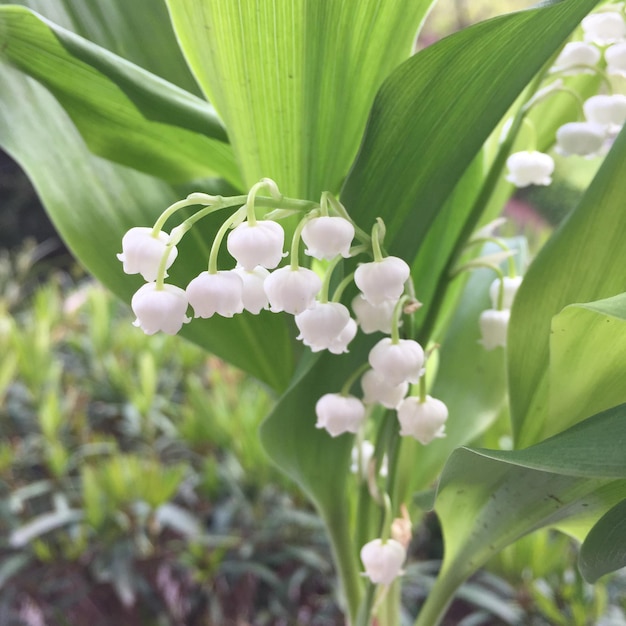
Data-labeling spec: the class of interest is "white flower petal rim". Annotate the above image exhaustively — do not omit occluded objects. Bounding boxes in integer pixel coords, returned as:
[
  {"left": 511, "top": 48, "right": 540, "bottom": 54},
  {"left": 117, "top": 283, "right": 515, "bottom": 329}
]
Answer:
[
  {"left": 360, "top": 538, "right": 406, "bottom": 585},
  {"left": 131, "top": 283, "right": 190, "bottom": 335},
  {"left": 397, "top": 395, "right": 448, "bottom": 445},
  {"left": 315, "top": 393, "right": 366, "bottom": 437},
  {"left": 186, "top": 270, "right": 244, "bottom": 318},
  {"left": 479, "top": 308, "right": 510, "bottom": 350},
  {"left": 505, "top": 151, "right": 554, "bottom": 188},
  {"left": 301, "top": 216, "right": 355, "bottom": 260},
  {"left": 117, "top": 227, "right": 177, "bottom": 282},
  {"left": 226, "top": 220, "right": 285, "bottom": 270},
  {"left": 264, "top": 266, "right": 322, "bottom": 314},
  {"left": 354, "top": 256, "right": 410, "bottom": 305},
  {"left": 368, "top": 337, "right": 425, "bottom": 386}
]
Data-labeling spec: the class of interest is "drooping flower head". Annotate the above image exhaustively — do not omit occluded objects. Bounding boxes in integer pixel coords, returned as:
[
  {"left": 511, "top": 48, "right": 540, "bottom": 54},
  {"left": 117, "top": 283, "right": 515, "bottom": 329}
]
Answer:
[
  {"left": 351, "top": 294, "right": 396, "bottom": 334},
  {"left": 315, "top": 393, "right": 366, "bottom": 437},
  {"left": 555, "top": 121, "right": 606, "bottom": 157},
  {"left": 131, "top": 283, "right": 190, "bottom": 335},
  {"left": 582, "top": 11, "right": 626, "bottom": 45},
  {"left": 505, "top": 151, "right": 554, "bottom": 188},
  {"left": 479, "top": 308, "right": 510, "bottom": 350},
  {"left": 355, "top": 256, "right": 410, "bottom": 305},
  {"left": 264, "top": 266, "right": 322, "bottom": 314},
  {"left": 186, "top": 270, "right": 244, "bottom": 318},
  {"left": 360, "top": 538, "right": 406, "bottom": 585},
  {"left": 117, "top": 227, "right": 177, "bottom": 282},
  {"left": 489, "top": 275, "right": 523, "bottom": 310},
  {"left": 361, "top": 369, "right": 409, "bottom": 409},
  {"left": 368, "top": 337, "right": 425, "bottom": 386},
  {"left": 397, "top": 395, "right": 448, "bottom": 444},
  {"left": 301, "top": 216, "right": 355, "bottom": 260},
  {"left": 551, "top": 42, "right": 601, "bottom": 74},
  {"left": 583, "top": 94, "right": 626, "bottom": 134},
  {"left": 295, "top": 302, "right": 352, "bottom": 352},
  {"left": 232, "top": 265, "right": 270, "bottom": 314},
  {"left": 226, "top": 220, "right": 285, "bottom": 270}
]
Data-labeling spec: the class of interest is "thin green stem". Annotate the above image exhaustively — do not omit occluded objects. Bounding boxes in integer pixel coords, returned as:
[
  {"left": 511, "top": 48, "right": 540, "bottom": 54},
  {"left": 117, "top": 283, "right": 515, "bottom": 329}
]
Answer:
[
  {"left": 466, "top": 236, "right": 517, "bottom": 278},
  {"left": 290, "top": 213, "right": 312, "bottom": 270},
  {"left": 391, "top": 296, "right": 409, "bottom": 345},
  {"left": 341, "top": 362, "right": 370, "bottom": 396},
  {"left": 207, "top": 207, "right": 246, "bottom": 274},
  {"left": 380, "top": 494, "right": 393, "bottom": 542},
  {"left": 152, "top": 196, "right": 215, "bottom": 235},
  {"left": 371, "top": 220, "right": 384, "bottom": 263},
  {"left": 318, "top": 256, "right": 344, "bottom": 303},
  {"left": 331, "top": 271, "right": 356, "bottom": 302},
  {"left": 419, "top": 375, "right": 427, "bottom": 403},
  {"left": 327, "top": 193, "right": 371, "bottom": 245}
]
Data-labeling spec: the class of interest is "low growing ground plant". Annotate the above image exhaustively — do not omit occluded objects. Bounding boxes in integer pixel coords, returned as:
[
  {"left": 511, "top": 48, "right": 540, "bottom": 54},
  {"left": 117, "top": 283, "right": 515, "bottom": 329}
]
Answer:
[{"left": 2, "top": 0, "right": 626, "bottom": 624}]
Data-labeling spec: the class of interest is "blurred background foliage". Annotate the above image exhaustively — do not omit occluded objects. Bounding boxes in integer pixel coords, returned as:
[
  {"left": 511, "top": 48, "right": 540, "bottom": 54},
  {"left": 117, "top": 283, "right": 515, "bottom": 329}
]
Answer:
[{"left": 1, "top": 0, "right": 625, "bottom": 624}]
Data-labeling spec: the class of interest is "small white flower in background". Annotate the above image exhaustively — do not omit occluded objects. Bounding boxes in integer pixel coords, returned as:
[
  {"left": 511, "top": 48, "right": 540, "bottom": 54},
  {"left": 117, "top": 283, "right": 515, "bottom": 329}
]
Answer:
[
  {"left": 361, "top": 369, "right": 409, "bottom": 409},
  {"left": 479, "top": 308, "right": 510, "bottom": 350},
  {"left": 489, "top": 276, "right": 523, "bottom": 310},
  {"left": 552, "top": 42, "right": 602, "bottom": 74},
  {"left": 360, "top": 538, "right": 406, "bottom": 585},
  {"left": 226, "top": 220, "right": 285, "bottom": 270},
  {"left": 264, "top": 266, "right": 322, "bottom": 314},
  {"left": 606, "top": 42, "right": 626, "bottom": 76},
  {"left": 117, "top": 227, "right": 177, "bottom": 282},
  {"left": 397, "top": 395, "right": 448, "bottom": 444},
  {"left": 301, "top": 216, "right": 355, "bottom": 260},
  {"left": 354, "top": 256, "right": 410, "bottom": 305},
  {"left": 327, "top": 317, "right": 358, "bottom": 354},
  {"left": 295, "top": 302, "right": 352, "bottom": 351},
  {"left": 505, "top": 151, "right": 554, "bottom": 188},
  {"left": 186, "top": 270, "right": 244, "bottom": 318},
  {"left": 555, "top": 121, "right": 606, "bottom": 157},
  {"left": 368, "top": 337, "right": 425, "bottom": 386},
  {"left": 583, "top": 94, "right": 626, "bottom": 134},
  {"left": 582, "top": 11, "right": 626, "bottom": 45},
  {"left": 350, "top": 440, "right": 388, "bottom": 478},
  {"left": 131, "top": 283, "right": 190, "bottom": 335},
  {"left": 232, "top": 265, "right": 269, "bottom": 314},
  {"left": 315, "top": 393, "right": 366, "bottom": 437},
  {"left": 351, "top": 294, "right": 396, "bottom": 334}
]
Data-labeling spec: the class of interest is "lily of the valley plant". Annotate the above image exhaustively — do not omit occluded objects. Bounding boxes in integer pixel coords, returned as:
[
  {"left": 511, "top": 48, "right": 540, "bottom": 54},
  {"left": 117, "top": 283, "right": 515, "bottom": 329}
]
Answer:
[{"left": 2, "top": 0, "right": 626, "bottom": 624}]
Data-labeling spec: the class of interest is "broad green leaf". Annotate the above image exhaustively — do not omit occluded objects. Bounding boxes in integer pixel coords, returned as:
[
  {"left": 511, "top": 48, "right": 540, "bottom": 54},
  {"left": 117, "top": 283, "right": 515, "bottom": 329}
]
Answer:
[
  {"left": 341, "top": 0, "right": 600, "bottom": 268},
  {"left": 166, "top": 0, "right": 435, "bottom": 197},
  {"left": 417, "top": 404, "right": 626, "bottom": 625},
  {"left": 549, "top": 294, "right": 626, "bottom": 432},
  {"left": 0, "top": 6, "right": 241, "bottom": 185},
  {"left": 0, "top": 62, "right": 293, "bottom": 390},
  {"left": 580, "top": 498, "right": 626, "bottom": 583},
  {"left": 508, "top": 126, "right": 626, "bottom": 447}
]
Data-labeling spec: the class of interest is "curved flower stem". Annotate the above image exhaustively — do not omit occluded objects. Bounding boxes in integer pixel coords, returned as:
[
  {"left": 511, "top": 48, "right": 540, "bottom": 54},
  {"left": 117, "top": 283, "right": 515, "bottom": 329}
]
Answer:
[
  {"left": 331, "top": 271, "right": 356, "bottom": 302},
  {"left": 465, "top": 236, "right": 517, "bottom": 278},
  {"left": 326, "top": 193, "right": 371, "bottom": 245},
  {"left": 341, "top": 362, "right": 370, "bottom": 396},
  {"left": 289, "top": 213, "right": 315, "bottom": 270},
  {"left": 371, "top": 219, "right": 385, "bottom": 262},
  {"left": 207, "top": 206, "right": 246, "bottom": 274},
  {"left": 319, "top": 255, "right": 344, "bottom": 303},
  {"left": 390, "top": 295, "right": 410, "bottom": 345}
]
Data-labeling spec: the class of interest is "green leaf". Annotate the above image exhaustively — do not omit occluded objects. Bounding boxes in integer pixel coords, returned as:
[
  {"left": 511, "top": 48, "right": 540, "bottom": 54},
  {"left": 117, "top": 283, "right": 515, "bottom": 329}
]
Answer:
[
  {"left": 508, "top": 127, "right": 626, "bottom": 447},
  {"left": 341, "top": 0, "right": 601, "bottom": 263},
  {"left": 166, "top": 0, "right": 435, "bottom": 196},
  {"left": 579, "top": 498, "right": 626, "bottom": 583},
  {"left": 0, "top": 6, "right": 241, "bottom": 185},
  {"left": 0, "top": 59, "right": 293, "bottom": 390}
]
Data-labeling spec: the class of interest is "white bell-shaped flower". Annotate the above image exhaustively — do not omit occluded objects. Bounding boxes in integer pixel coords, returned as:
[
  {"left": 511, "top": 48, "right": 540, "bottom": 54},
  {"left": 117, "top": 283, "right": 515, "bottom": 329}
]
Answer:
[
  {"left": 555, "top": 122, "right": 606, "bottom": 157},
  {"left": 584, "top": 94, "right": 626, "bottom": 134},
  {"left": 368, "top": 337, "right": 425, "bottom": 386},
  {"left": 295, "top": 302, "right": 351, "bottom": 351},
  {"left": 117, "top": 227, "right": 177, "bottom": 282},
  {"left": 552, "top": 42, "right": 601, "bottom": 74},
  {"left": 582, "top": 11, "right": 626, "bottom": 45},
  {"left": 354, "top": 256, "right": 410, "bottom": 305},
  {"left": 264, "top": 266, "right": 322, "bottom": 314},
  {"left": 301, "top": 216, "right": 355, "bottom": 260},
  {"left": 232, "top": 265, "right": 269, "bottom": 314},
  {"left": 315, "top": 393, "right": 366, "bottom": 437},
  {"left": 397, "top": 395, "right": 448, "bottom": 444},
  {"left": 360, "top": 538, "right": 406, "bottom": 585},
  {"left": 479, "top": 309, "right": 510, "bottom": 350},
  {"left": 505, "top": 151, "right": 554, "bottom": 188},
  {"left": 226, "top": 220, "right": 285, "bottom": 270},
  {"left": 186, "top": 270, "right": 244, "bottom": 318},
  {"left": 351, "top": 440, "right": 388, "bottom": 478},
  {"left": 489, "top": 276, "right": 523, "bottom": 310},
  {"left": 131, "top": 283, "right": 190, "bottom": 335},
  {"left": 351, "top": 295, "right": 396, "bottom": 334},
  {"left": 361, "top": 369, "right": 409, "bottom": 409},
  {"left": 606, "top": 42, "right": 626, "bottom": 76},
  {"left": 328, "top": 317, "right": 358, "bottom": 355}
]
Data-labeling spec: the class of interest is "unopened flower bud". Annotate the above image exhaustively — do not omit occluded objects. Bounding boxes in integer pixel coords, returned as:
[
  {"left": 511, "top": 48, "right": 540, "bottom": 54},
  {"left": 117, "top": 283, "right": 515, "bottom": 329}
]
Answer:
[
  {"left": 355, "top": 256, "right": 410, "bottom": 305},
  {"left": 368, "top": 337, "right": 425, "bottom": 386},
  {"left": 227, "top": 220, "right": 285, "bottom": 270},
  {"left": 361, "top": 369, "right": 408, "bottom": 409},
  {"left": 555, "top": 122, "right": 606, "bottom": 157},
  {"left": 582, "top": 11, "right": 626, "bottom": 45},
  {"left": 479, "top": 308, "right": 510, "bottom": 350},
  {"left": 489, "top": 276, "right": 523, "bottom": 310},
  {"left": 301, "top": 216, "right": 355, "bottom": 260},
  {"left": 397, "top": 395, "right": 448, "bottom": 444},
  {"left": 360, "top": 538, "right": 406, "bottom": 585},
  {"left": 117, "top": 227, "right": 177, "bottom": 282},
  {"left": 131, "top": 283, "right": 190, "bottom": 335},
  {"left": 264, "top": 266, "right": 322, "bottom": 314},
  {"left": 505, "top": 151, "right": 554, "bottom": 188},
  {"left": 352, "top": 295, "right": 396, "bottom": 334},
  {"left": 186, "top": 270, "right": 244, "bottom": 318},
  {"left": 315, "top": 393, "right": 366, "bottom": 437}
]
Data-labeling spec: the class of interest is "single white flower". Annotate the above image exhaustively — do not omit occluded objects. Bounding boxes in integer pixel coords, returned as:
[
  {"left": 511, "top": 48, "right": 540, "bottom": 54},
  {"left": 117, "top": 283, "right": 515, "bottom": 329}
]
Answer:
[
  {"left": 350, "top": 440, "right": 388, "bottom": 478},
  {"left": 606, "top": 42, "right": 626, "bottom": 76},
  {"left": 232, "top": 265, "right": 270, "bottom": 314},
  {"left": 479, "top": 308, "right": 510, "bottom": 350},
  {"left": 295, "top": 302, "right": 351, "bottom": 351},
  {"left": 264, "top": 266, "right": 322, "bottom": 314},
  {"left": 360, "top": 538, "right": 406, "bottom": 585},
  {"left": 354, "top": 256, "right": 410, "bottom": 305},
  {"left": 328, "top": 317, "right": 358, "bottom": 354},
  {"left": 226, "top": 220, "right": 285, "bottom": 270},
  {"left": 584, "top": 94, "right": 626, "bottom": 134},
  {"left": 351, "top": 294, "right": 396, "bottom": 334},
  {"left": 131, "top": 283, "right": 190, "bottom": 335},
  {"left": 368, "top": 337, "right": 425, "bottom": 386},
  {"left": 489, "top": 276, "right": 523, "bottom": 310},
  {"left": 555, "top": 122, "right": 606, "bottom": 157},
  {"left": 301, "top": 216, "right": 355, "bottom": 260},
  {"left": 505, "top": 151, "right": 554, "bottom": 188},
  {"left": 361, "top": 369, "right": 409, "bottom": 409},
  {"left": 186, "top": 270, "right": 244, "bottom": 318},
  {"left": 551, "top": 42, "right": 601, "bottom": 74},
  {"left": 315, "top": 393, "right": 366, "bottom": 437},
  {"left": 397, "top": 395, "right": 448, "bottom": 444},
  {"left": 582, "top": 11, "right": 626, "bottom": 45},
  {"left": 117, "top": 227, "right": 177, "bottom": 282}
]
